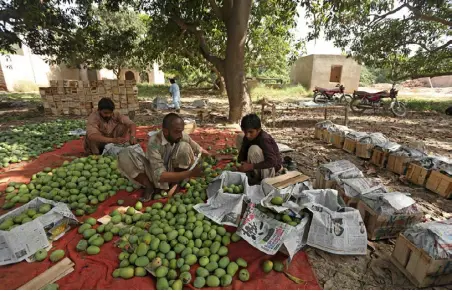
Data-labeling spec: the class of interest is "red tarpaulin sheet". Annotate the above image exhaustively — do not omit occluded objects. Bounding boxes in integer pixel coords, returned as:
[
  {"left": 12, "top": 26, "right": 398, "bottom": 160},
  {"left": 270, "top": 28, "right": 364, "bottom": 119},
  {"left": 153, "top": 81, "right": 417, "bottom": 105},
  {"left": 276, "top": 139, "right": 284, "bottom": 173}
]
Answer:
[{"left": 0, "top": 126, "right": 320, "bottom": 290}]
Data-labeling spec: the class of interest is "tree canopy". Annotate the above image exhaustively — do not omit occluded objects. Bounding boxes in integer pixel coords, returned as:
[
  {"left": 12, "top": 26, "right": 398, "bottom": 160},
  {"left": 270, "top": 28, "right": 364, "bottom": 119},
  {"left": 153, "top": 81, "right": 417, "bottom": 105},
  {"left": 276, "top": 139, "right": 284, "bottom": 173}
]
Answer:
[{"left": 302, "top": 0, "right": 452, "bottom": 81}]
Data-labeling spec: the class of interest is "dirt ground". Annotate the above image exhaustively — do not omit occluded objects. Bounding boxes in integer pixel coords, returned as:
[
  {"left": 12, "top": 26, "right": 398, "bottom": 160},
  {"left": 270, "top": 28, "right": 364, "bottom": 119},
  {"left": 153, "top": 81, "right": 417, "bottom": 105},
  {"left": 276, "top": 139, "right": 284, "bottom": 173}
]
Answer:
[{"left": 1, "top": 90, "right": 451, "bottom": 289}]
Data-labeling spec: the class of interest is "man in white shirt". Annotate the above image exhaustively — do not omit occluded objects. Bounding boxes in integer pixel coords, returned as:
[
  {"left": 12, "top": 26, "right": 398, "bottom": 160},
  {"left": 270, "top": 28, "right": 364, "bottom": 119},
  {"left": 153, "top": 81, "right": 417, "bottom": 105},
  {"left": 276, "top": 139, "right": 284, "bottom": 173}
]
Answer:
[{"left": 169, "top": 78, "right": 181, "bottom": 113}]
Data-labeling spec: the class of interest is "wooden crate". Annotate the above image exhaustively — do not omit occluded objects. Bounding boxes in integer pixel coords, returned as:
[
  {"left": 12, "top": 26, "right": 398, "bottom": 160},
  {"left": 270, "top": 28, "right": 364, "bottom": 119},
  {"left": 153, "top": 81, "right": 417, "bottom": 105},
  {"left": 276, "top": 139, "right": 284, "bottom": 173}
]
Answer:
[
  {"left": 331, "top": 133, "right": 345, "bottom": 149},
  {"left": 371, "top": 148, "right": 388, "bottom": 168},
  {"left": 355, "top": 142, "right": 374, "bottom": 159},
  {"left": 336, "top": 187, "right": 359, "bottom": 208},
  {"left": 425, "top": 170, "right": 452, "bottom": 199},
  {"left": 390, "top": 234, "right": 452, "bottom": 287},
  {"left": 343, "top": 138, "right": 357, "bottom": 154},
  {"left": 314, "top": 170, "right": 336, "bottom": 189},
  {"left": 322, "top": 129, "right": 331, "bottom": 143},
  {"left": 406, "top": 163, "right": 430, "bottom": 187},
  {"left": 357, "top": 200, "right": 423, "bottom": 240},
  {"left": 314, "top": 128, "right": 323, "bottom": 140},
  {"left": 386, "top": 154, "right": 411, "bottom": 175}
]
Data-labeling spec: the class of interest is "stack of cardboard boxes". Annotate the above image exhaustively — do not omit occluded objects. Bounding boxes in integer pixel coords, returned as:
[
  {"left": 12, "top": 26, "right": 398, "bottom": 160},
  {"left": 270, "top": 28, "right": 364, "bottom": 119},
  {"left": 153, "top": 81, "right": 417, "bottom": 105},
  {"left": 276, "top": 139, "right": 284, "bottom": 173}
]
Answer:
[{"left": 40, "top": 79, "right": 139, "bottom": 116}]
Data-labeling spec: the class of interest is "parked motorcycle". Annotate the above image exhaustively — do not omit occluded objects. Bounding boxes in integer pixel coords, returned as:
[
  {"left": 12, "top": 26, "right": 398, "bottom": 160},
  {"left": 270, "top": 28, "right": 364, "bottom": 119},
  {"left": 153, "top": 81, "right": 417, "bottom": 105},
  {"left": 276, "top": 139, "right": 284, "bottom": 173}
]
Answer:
[
  {"left": 313, "top": 84, "right": 352, "bottom": 104},
  {"left": 350, "top": 83, "right": 407, "bottom": 117}
]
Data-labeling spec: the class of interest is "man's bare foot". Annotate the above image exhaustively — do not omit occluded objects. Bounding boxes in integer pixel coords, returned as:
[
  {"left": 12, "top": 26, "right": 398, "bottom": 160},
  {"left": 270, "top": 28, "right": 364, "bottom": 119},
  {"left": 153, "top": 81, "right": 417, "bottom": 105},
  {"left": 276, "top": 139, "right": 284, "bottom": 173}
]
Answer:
[{"left": 139, "top": 186, "right": 154, "bottom": 202}]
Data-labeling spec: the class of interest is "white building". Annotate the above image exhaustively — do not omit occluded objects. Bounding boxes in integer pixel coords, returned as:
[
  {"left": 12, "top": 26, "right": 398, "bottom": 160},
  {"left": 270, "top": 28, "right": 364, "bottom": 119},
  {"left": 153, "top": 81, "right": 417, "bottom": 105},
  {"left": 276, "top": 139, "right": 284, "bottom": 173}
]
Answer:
[{"left": 0, "top": 44, "right": 165, "bottom": 91}]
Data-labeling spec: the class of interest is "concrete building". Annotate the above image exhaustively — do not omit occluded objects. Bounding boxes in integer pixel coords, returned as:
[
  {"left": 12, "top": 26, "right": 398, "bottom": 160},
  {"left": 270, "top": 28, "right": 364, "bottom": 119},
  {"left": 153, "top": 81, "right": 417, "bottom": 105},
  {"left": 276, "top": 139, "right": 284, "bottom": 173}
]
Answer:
[
  {"left": 290, "top": 54, "right": 361, "bottom": 92},
  {"left": 0, "top": 44, "right": 165, "bottom": 91}
]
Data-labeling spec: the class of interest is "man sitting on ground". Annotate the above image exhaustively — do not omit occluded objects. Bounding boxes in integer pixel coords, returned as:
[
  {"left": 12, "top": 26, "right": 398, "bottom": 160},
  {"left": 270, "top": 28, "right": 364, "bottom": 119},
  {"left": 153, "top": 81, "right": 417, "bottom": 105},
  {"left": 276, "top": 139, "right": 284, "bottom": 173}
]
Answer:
[
  {"left": 84, "top": 97, "right": 137, "bottom": 155},
  {"left": 118, "top": 113, "right": 208, "bottom": 202},
  {"left": 236, "top": 113, "right": 282, "bottom": 185}
]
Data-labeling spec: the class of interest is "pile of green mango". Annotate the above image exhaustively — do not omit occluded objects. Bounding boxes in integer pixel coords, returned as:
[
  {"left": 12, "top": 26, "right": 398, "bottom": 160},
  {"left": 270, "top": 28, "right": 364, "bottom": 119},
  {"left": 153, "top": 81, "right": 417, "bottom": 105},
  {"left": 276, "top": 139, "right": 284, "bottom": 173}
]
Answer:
[
  {"left": 222, "top": 184, "right": 244, "bottom": 194},
  {"left": 0, "top": 119, "right": 86, "bottom": 168},
  {"left": 0, "top": 203, "right": 53, "bottom": 231},
  {"left": 88, "top": 176, "right": 250, "bottom": 289},
  {"left": 76, "top": 217, "right": 106, "bottom": 255},
  {"left": 217, "top": 146, "right": 238, "bottom": 155},
  {"left": 256, "top": 204, "right": 302, "bottom": 227},
  {"left": 2, "top": 155, "right": 137, "bottom": 215}
]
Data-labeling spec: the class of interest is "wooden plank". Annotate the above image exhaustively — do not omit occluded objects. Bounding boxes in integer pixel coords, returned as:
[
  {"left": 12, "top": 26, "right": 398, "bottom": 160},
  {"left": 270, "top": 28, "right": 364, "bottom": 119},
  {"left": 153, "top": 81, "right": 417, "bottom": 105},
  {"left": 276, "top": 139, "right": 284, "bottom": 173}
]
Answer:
[
  {"left": 265, "top": 171, "right": 301, "bottom": 184},
  {"left": 18, "top": 258, "right": 74, "bottom": 290}
]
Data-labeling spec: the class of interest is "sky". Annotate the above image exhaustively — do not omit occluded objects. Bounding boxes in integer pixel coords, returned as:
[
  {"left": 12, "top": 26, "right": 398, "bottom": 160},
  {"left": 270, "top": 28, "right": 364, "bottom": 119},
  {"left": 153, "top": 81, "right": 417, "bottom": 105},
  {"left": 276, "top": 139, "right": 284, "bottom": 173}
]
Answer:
[
  {"left": 294, "top": 3, "right": 410, "bottom": 56},
  {"left": 294, "top": 6, "right": 342, "bottom": 55}
]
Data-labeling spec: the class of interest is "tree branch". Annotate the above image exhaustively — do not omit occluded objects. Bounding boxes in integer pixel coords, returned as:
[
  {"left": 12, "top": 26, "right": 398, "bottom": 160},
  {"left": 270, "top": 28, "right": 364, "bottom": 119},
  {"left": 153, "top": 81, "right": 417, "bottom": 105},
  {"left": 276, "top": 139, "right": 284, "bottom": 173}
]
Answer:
[
  {"left": 432, "top": 40, "right": 452, "bottom": 52},
  {"left": 208, "top": 0, "right": 224, "bottom": 21},
  {"left": 406, "top": 3, "right": 452, "bottom": 27},
  {"left": 171, "top": 16, "right": 225, "bottom": 74},
  {"left": 369, "top": 4, "right": 407, "bottom": 27}
]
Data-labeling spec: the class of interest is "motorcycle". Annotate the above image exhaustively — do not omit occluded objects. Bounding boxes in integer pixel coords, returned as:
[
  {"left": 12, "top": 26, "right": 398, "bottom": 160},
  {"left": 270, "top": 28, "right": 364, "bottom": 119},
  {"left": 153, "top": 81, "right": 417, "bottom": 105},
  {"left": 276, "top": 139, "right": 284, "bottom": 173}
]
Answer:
[
  {"left": 313, "top": 83, "right": 352, "bottom": 104},
  {"left": 350, "top": 83, "right": 407, "bottom": 117}
]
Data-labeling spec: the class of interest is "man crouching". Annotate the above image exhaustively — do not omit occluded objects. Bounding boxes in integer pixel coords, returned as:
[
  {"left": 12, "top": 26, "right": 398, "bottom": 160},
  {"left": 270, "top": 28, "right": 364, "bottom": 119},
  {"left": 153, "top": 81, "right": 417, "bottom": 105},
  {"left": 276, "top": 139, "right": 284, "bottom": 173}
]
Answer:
[
  {"left": 117, "top": 113, "right": 209, "bottom": 202},
  {"left": 236, "top": 113, "right": 282, "bottom": 185},
  {"left": 84, "top": 97, "right": 137, "bottom": 155}
]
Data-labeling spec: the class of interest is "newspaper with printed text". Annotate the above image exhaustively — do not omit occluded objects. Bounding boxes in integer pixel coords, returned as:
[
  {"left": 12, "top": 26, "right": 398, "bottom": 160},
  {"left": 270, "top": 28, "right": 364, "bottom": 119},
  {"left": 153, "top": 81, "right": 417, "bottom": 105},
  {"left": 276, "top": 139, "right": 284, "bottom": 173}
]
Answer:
[{"left": 0, "top": 198, "right": 78, "bottom": 265}]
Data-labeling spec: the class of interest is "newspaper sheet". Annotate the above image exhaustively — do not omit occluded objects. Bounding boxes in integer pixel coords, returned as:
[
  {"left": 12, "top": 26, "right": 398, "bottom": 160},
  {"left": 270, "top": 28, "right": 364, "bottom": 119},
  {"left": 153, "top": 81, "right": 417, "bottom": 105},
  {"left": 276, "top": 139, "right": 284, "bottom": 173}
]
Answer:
[
  {"left": 315, "top": 120, "right": 334, "bottom": 129},
  {"left": 260, "top": 182, "right": 305, "bottom": 213},
  {"left": 102, "top": 143, "right": 145, "bottom": 157},
  {"left": 377, "top": 141, "right": 402, "bottom": 153},
  {"left": 338, "top": 178, "right": 387, "bottom": 198},
  {"left": 404, "top": 219, "right": 452, "bottom": 259},
  {"left": 418, "top": 156, "right": 452, "bottom": 175},
  {"left": 392, "top": 146, "right": 426, "bottom": 159},
  {"left": 320, "top": 160, "right": 364, "bottom": 181},
  {"left": 0, "top": 198, "right": 78, "bottom": 265},
  {"left": 194, "top": 171, "right": 256, "bottom": 227},
  {"left": 68, "top": 128, "right": 86, "bottom": 136},
  {"left": 358, "top": 133, "right": 388, "bottom": 147},
  {"left": 345, "top": 131, "right": 369, "bottom": 141},
  {"left": 299, "top": 189, "right": 368, "bottom": 255},
  {"left": 360, "top": 192, "right": 418, "bottom": 216},
  {"left": 236, "top": 202, "right": 309, "bottom": 258},
  {"left": 328, "top": 125, "right": 351, "bottom": 136}
]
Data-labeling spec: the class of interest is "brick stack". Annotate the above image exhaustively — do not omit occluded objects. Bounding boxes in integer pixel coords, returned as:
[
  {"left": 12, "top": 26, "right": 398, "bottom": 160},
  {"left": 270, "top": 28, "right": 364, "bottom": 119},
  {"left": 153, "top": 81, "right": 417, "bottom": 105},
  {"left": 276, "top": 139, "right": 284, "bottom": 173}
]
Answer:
[{"left": 40, "top": 79, "right": 139, "bottom": 116}]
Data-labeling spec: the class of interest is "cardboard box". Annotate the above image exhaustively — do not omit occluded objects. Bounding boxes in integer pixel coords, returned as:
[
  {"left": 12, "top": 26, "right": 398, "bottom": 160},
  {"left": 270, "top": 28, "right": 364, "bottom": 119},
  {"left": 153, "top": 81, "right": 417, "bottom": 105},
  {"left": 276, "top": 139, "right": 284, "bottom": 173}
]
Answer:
[
  {"left": 386, "top": 154, "right": 411, "bottom": 175},
  {"left": 371, "top": 148, "right": 388, "bottom": 168},
  {"left": 390, "top": 234, "right": 452, "bottom": 287},
  {"left": 425, "top": 170, "right": 452, "bottom": 199},
  {"left": 355, "top": 142, "right": 374, "bottom": 159},
  {"left": 357, "top": 200, "right": 423, "bottom": 240},
  {"left": 406, "top": 163, "right": 430, "bottom": 187},
  {"left": 331, "top": 133, "right": 345, "bottom": 149},
  {"left": 343, "top": 138, "right": 357, "bottom": 154}
]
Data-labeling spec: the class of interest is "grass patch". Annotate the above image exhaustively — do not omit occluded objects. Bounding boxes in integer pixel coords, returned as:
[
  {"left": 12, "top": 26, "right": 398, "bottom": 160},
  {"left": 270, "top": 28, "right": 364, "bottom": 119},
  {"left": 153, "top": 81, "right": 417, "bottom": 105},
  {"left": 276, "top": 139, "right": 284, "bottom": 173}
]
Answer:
[
  {"left": 0, "top": 92, "right": 41, "bottom": 101},
  {"left": 137, "top": 84, "right": 168, "bottom": 100},
  {"left": 399, "top": 97, "right": 452, "bottom": 113},
  {"left": 250, "top": 84, "right": 311, "bottom": 101}
]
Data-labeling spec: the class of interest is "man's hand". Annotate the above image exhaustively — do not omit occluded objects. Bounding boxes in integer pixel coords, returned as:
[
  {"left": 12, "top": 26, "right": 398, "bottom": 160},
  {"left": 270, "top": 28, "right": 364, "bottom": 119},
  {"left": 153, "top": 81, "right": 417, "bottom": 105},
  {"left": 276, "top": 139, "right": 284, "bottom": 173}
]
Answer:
[
  {"left": 189, "top": 165, "right": 203, "bottom": 177},
  {"left": 238, "top": 162, "right": 254, "bottom": 172},
  {"left": 129, "top": 136, "right": 137, "bottom": 145},
  {"left": 113, "top": 137, "right": 128, "bottom": 144},
  {"left": 200, "top": 148, "right": 211, "bottom": 157}
]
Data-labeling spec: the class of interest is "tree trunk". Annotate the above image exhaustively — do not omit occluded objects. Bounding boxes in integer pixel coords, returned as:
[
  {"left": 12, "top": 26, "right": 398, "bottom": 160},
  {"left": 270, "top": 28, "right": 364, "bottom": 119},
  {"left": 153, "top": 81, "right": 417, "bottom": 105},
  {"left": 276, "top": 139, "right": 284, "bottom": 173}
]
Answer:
[
  {"left": 114, "top": 67, "right": 122, "bottom": 80},
  {"left": 223, "top": 0, "right": 253, "bottom": 123},
  {"left": 79, "top": 63, "right": 88, "bottom": 81},
  {"left": 212, "top": 67, "right": 225, "bottom": 95}
]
